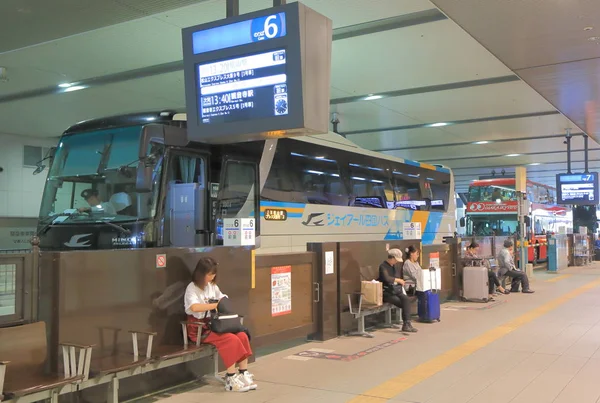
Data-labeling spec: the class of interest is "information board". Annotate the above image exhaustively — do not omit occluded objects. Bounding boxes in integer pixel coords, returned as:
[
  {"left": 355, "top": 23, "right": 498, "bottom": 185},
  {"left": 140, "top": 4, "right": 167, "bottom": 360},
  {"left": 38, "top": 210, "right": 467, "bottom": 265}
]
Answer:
[
  {"left": 182, "top": 2, "right": 332, "bottom": 144},
  {"left": 198, "top": 49, "right": 288, "bottom": 124},
  {"left": 556, "top": 173, "right": 599, "bottom": 205}
]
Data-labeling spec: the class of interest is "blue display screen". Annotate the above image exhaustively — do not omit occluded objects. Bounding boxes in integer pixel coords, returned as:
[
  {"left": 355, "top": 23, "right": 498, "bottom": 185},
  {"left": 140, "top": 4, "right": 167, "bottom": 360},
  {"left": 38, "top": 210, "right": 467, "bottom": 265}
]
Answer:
[
  {"left": 192, "top": 12, "right": 287, "bottom": 54},
  {"left": 557, "top": 172, "right": 599, "bottom": 205},
  {"left": 197, "top": 49, "right": 289, "bottom": 124}
]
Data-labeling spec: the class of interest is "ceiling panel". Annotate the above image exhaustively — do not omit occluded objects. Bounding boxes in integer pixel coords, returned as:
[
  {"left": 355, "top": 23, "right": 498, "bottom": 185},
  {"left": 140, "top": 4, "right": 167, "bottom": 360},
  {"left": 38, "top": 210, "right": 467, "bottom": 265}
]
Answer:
[
  {"left": 0, "top": 18, "right": 183, "bottom": 95},
  {"left": 0, "top": 0, "right": 212, "bottom": 53},
  {"left": 347, "top": 127, "right": 473, "bottom": 150},
  {"left": 434, "top": 114, "right": 581, "bottom": 141},
  {"left": 330, "top": 19, "right": 512, "bottom": 96},
  {"left": 331, "top": 102, "right": 420, "bottom": 132},
  {"left": 430, "top": 0, "right": 600, "bottom": 71},
  {"left": 157, "top": 0, "right": 434, "bottom": 29},
  {"left": 373, "top": 81, "right": 554, "bottom": 123},
  {"left": 0, "top": 74, "right": 187, "bottom": 136}
]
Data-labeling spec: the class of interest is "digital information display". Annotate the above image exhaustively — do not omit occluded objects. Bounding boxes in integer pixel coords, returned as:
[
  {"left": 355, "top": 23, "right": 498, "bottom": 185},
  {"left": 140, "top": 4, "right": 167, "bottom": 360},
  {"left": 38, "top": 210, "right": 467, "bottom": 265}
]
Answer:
[
  {"left": 182, "top": 2, "right": 331, "bottom": 143},
  {"left": 556, "top": 173, "right": 599, "bottom": 205},
  {"left": 198, "top": 49, "right": 288, "bottom": 124}
]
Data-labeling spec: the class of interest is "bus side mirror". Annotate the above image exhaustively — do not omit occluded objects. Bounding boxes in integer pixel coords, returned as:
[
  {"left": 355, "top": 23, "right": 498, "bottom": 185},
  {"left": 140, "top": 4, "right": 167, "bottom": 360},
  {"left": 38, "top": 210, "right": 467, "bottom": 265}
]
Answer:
[
  {"left": 459, "top": 217, "right": 465, "bottom": 227},
  {"left": 136, "top": 161, "right": 153, "bottom": 192}
]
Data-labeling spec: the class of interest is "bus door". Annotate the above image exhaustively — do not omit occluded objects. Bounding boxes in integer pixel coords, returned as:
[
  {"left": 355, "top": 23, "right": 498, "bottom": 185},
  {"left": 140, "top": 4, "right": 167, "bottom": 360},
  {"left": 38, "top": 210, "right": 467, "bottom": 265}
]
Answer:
[
  {"left": 214, "top": 156, "right": 259, "bottom": 245},
  {"left": 161, "top": 150, "right": 210, "bottom": 247}
]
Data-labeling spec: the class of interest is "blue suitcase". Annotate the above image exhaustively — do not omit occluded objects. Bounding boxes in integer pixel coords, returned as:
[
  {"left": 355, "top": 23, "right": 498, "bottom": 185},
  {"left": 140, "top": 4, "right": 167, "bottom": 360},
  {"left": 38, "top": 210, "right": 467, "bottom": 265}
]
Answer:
[{"left": 417, "top": 267, "right": 441, "bottom": 323}]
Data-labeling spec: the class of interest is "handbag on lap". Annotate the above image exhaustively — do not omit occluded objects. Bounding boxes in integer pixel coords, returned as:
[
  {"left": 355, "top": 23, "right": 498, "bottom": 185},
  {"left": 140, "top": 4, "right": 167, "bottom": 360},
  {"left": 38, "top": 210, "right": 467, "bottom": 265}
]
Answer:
[{"left": 207, "top": 297, "right": 251, "bottom": 340}]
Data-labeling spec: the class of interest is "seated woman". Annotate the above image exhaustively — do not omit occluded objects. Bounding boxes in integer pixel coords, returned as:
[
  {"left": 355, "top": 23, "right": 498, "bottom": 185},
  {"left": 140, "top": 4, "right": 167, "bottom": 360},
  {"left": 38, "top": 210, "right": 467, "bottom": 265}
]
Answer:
[
  {"left": 463, "top": 241, "right": 509, "bottom": 299},
  {"left": 402, "top": 245, "right": 421, "bottom": 289},
  {"left": 184, "top": 257, "right": 256, "bottom": 393}
]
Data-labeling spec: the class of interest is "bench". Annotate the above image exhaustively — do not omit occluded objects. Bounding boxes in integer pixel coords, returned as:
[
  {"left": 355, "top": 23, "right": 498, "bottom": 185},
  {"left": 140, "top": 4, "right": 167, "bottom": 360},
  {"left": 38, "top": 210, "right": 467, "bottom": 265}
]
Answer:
[
  {"left": 86, "top": 323, "right": 219, "bottom": 402},
  {"left": 346, "top": 292, "right": 402, "bottom": 338},
  {"left": 0, "top": 321, "right": 93, "bottom": 403}
]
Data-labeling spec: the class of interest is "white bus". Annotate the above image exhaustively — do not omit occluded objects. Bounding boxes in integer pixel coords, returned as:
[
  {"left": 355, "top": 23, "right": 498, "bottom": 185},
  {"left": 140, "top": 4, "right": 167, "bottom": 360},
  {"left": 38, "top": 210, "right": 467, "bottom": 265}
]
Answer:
[{"left": 36, "top": 112, "right": 455, "bottom": 254}]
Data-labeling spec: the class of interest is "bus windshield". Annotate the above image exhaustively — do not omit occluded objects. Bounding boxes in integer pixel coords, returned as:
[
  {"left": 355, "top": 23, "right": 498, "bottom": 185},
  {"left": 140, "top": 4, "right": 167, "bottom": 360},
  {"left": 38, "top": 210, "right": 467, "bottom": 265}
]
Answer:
[
  {"left": 468, "top": 184, "right": 516, "bottom": 202},
  {"left": 468, "top": 215, "right": 519, "bottom": 236},
  {"left": 39, "top": 125, "right": 160, "bottom": 224}
]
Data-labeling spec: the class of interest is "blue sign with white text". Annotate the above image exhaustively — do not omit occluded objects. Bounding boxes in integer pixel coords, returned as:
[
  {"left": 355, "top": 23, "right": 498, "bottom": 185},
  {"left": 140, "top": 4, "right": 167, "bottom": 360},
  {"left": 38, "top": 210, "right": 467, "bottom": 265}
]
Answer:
[{"left": 192, "top": 12, "right": 287, "bottom": 54}]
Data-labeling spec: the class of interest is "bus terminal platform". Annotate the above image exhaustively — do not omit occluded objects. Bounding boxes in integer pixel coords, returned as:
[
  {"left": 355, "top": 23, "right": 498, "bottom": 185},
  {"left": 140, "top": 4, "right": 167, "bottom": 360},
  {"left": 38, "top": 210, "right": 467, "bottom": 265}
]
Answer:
[{"left": 145, "top": 264, "right": 600, "bottom": 403}]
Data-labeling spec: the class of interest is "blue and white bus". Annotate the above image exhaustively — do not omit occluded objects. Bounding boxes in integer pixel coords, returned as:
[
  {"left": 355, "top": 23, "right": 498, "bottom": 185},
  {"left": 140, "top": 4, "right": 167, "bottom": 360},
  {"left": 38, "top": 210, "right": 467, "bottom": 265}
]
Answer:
[{"left": 36, "top": 112, "right": 455, "bottom": 254}]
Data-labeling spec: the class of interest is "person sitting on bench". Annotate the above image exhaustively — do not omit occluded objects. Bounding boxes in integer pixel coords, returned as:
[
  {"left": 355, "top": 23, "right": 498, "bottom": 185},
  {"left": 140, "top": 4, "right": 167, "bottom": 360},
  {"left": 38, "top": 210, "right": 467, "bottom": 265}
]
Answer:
[
  {"left": 184, "top": 257, "right": 257, "bottom": 392},
  {"left": 497, "top": 239, "right": 534, "bottom": 294},
  {"left": 378, "top": 248, "right": 418, "bottom": 333},
  {"left": 463, "top": 241, "right": 509, "bottom": 300}
]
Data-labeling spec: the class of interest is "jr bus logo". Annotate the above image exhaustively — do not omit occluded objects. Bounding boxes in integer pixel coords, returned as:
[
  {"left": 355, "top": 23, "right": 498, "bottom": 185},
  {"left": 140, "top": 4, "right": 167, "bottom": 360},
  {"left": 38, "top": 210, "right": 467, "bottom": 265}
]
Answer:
[
  {"left": 251, "top": 13, "right": 286, "bottom": 41},
  {"left": 64, "top": 234, "right": 92, "bottom": 248}
]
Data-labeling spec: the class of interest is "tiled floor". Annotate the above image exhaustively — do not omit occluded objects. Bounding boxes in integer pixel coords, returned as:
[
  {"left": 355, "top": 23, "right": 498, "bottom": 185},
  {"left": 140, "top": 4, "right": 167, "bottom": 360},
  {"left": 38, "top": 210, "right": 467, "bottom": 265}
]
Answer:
[{"left": 144, "top": 264, "right": 600, "bottom": 403}]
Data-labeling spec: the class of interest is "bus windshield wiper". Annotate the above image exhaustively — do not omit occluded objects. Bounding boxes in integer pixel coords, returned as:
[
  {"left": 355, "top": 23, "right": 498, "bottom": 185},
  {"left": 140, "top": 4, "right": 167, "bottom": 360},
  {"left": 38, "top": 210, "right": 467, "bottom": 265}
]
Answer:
[{"left": 95, "top": 219, "right": 131, "bottom": 235}]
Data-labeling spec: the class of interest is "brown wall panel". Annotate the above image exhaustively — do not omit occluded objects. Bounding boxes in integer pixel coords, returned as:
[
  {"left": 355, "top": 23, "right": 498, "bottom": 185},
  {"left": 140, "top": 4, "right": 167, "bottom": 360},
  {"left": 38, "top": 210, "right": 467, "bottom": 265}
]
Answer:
[{"left": 249, "top": 260, "right": 314, "bottom": 339}]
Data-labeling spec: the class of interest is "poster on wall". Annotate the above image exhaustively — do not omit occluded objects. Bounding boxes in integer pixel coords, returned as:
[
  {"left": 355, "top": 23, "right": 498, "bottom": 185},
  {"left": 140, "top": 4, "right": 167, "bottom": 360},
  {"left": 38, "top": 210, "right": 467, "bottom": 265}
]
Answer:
[
  {"left": 271, "top": 265, "right": 292, "bottom": 317},
  {"left": 402, "top": 222, "right": 421, "bottom": 240},
  {"left": 429, "top": 252, "right": 440, "bottom": 269}
]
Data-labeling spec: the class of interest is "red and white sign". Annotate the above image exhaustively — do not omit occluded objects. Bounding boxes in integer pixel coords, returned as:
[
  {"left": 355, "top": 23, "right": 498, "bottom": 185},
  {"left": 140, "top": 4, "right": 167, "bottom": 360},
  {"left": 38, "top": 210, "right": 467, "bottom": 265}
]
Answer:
[
  {"left": 156, "top": 254, "right": 167, "bottom": 268},
  {"left": 271, "top": 265, "right": 292, "bottom": 317},
  {"left": 466, "top": 201, "right": 518, "bottom": 213}
]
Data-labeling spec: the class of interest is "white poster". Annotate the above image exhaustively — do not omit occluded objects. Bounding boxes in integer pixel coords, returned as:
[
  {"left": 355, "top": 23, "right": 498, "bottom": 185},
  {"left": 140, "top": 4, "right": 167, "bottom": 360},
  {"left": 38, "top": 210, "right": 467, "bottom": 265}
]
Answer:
[
  {"left": 271, "top": 265, "right": 292, "bottom": 316},
  {"left": 402, "top": 222, "right": 422, "bottom": 240},
  {"left": 325, "top": 251, "right": 334, "bottom": 275}
]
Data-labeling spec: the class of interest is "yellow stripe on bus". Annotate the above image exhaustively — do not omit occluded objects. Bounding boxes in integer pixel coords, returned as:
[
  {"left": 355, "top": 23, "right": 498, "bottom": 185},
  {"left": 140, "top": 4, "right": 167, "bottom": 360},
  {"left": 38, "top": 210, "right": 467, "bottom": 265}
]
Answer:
[{"left": 420, "top": 163, "right": 437, "bottom": 170}]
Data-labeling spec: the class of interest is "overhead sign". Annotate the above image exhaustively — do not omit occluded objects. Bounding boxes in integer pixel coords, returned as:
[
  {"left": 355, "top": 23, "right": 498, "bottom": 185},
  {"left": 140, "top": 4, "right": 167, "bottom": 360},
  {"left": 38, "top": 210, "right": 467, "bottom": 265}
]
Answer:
[
  {"left": 556, "top": 172, "right": 599, "bottom": 206},
  {"left": 182, "top": 2, "right": 332, "bottom": 144},
  {"left": 466, "top": 201, "right": 518, "bottom": 213}
]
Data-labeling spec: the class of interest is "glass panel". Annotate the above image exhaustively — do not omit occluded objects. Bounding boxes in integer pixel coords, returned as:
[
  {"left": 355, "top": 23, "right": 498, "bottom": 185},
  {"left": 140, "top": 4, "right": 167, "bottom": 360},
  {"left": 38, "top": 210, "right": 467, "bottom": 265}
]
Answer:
[
  {"left": 0, "top": 263, "right": 16, "bottom": 316},
  {"left": 219, "top": 161, "right": 257, "bottom": 219},
  {"left": 347, "top": 161, "right": 393, "bottom": 209},
  {"left": 39, "top": 125, "right": 163, "bottom": 223},
  {"left": 392, "top": 171, "right": 425, "bottom": 210}
]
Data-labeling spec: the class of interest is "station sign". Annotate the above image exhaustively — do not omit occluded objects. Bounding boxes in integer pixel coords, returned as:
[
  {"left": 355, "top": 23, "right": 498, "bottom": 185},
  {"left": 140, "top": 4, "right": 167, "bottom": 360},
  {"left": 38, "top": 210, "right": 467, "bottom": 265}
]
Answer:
[{"left": 182, "top": 2, "right": 332, "bottom": 144}]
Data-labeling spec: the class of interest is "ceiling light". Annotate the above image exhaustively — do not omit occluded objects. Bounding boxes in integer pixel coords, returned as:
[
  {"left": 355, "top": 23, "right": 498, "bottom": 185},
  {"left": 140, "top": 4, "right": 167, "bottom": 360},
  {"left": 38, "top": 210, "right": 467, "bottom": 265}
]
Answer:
[
  {"left": 145, "top": 117, "right": 156, "bottom": 121},
  {"left": 528, "top": 162, "right": 541, "bottom": 166},
  {"left": 63, "top": 85, "right": 87, "bottom": 92},
  {"left": 473, "top": 141, "right": 490, "bottom": 145},
  {"left": 584, "top": 26, "right": 594, "bottom": 31},
  {"left": 429, "top": 122, "right": 449, "bottom": 127},
  {"left": 363, "top": 94, "right": 382, "bottom": 101},
  {"left": 588, "top": 36, "right": 600, "bottom": 41},
  {"left": 58, "top": 83, "right": 74, "bottom": 88},
  {"left": 506, "top": 153, "right": 521, "bottom": 157}
]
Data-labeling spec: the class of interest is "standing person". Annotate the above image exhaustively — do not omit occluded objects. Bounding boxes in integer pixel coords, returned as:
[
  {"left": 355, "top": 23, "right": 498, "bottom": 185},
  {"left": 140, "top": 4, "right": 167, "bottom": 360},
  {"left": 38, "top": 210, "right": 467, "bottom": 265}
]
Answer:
[
  {"left": 378, "top": 249, "right": 418, "bottom": 333},
  {"left": 463, "top": 241, "right": 510, "bottom": 300},
  {"left": 497, "top": 240, "right": 534, "bottom": 293},
  {"left": 184, "top": 257, "right": 257, "bottom": 392}
]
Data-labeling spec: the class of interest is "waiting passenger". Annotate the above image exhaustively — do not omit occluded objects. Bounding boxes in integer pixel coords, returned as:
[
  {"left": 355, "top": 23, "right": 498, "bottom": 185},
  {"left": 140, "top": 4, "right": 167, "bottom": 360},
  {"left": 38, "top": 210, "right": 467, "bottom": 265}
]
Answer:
[
  {"left": 463, "top": 241, "right": 509, "bottom": 300},
  {"left": 497, "top": 240, "right": 534, "bottom": 293},
  {"left": 378, "top": 249, "right": 418, "bottom": 333},
  {"left": 402, "top": 245, "right": 422, "bottom": 289},
  {"left": 184, "top": 257, "right": 256, "bottom": 393},
  {"left": 78, "top": 189, "right": 116, "bottom": 215}
]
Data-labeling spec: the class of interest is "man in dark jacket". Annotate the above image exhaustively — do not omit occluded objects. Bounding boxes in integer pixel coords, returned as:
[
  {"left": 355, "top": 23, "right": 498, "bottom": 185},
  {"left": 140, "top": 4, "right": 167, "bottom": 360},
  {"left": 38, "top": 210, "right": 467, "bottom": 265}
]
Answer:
[{"left": 378, "top": 249, "right": 417, "bottom": 333}]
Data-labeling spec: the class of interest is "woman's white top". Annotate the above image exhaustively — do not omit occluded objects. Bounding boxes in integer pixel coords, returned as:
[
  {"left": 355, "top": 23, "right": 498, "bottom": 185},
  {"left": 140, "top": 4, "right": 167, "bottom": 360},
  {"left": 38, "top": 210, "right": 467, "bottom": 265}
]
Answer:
[{"left": 184, "top": 282, "right": 228, "bottom": 319}]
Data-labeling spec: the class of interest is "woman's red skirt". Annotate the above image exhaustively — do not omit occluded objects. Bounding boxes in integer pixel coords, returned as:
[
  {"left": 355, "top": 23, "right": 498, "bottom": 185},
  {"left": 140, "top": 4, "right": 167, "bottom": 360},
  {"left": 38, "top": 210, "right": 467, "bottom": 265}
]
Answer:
[{"left": 186, "top": 315, "right": 252, "bottom": 369}]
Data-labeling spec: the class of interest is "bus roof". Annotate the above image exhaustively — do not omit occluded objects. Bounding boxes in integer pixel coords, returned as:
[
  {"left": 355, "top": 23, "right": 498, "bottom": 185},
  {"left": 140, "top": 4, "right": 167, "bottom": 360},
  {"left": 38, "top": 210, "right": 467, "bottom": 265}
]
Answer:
[{"left": 470, "top": 178, "right": 554, "bottom": 189}]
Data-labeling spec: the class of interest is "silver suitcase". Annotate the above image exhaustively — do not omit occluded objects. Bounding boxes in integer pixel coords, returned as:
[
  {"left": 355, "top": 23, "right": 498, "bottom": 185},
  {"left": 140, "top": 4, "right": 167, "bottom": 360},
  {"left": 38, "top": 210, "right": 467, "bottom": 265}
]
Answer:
[{"left": 462, "top": 262, "right": 489, "bottom": 303}]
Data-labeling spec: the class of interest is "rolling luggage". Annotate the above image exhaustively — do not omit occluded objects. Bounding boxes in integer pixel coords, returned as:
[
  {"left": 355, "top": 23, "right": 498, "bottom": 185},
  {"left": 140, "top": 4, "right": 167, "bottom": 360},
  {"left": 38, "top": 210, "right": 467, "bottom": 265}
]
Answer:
[
  {"left": 462, "top": 259, "right": 489, "bottom": 303},
  {"left": 417, "top": 267, "right": 441, "bottom": 323}
]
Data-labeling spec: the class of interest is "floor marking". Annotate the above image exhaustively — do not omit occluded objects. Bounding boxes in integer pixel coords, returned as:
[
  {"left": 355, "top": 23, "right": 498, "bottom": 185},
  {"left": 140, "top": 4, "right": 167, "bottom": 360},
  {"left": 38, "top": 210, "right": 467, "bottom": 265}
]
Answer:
[
  {"left": 545, "top": 274, "right": 572, "bottom": 283},
  {"left": 347, "top": 276, "right": 600, "bottom": 402},
  {"left": 307, "top": 348, "right": 336, "bottom": 353},
  {"left": 443, "top": 300, "right": 507, "bottom": 311},
  {"left": 294, "top": 337, "right": 406, "bottom": 362}
]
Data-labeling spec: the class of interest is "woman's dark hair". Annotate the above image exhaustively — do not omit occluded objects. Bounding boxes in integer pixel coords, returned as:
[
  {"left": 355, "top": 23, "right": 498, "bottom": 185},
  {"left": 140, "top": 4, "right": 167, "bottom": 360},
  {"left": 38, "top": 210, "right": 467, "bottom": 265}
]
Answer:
[
  {"left": 192, "top": 257, "right": 218, "bottom": 287},
  {"left": 405, "top": 245, "right": 418, "bottom": 260},
  {"left": 468, "top": 240, "right": 479, "bottom": 249}
]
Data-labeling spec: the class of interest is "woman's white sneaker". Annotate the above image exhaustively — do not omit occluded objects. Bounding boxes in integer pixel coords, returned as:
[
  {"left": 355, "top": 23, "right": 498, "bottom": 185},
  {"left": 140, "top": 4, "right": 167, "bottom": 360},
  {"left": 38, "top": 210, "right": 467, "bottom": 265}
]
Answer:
[
  {"left": 240, "top": 371, "right": 258, "bottom": 390},
  {"left": 225, "top": 374, "right": 250, "bottom": 392}
]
